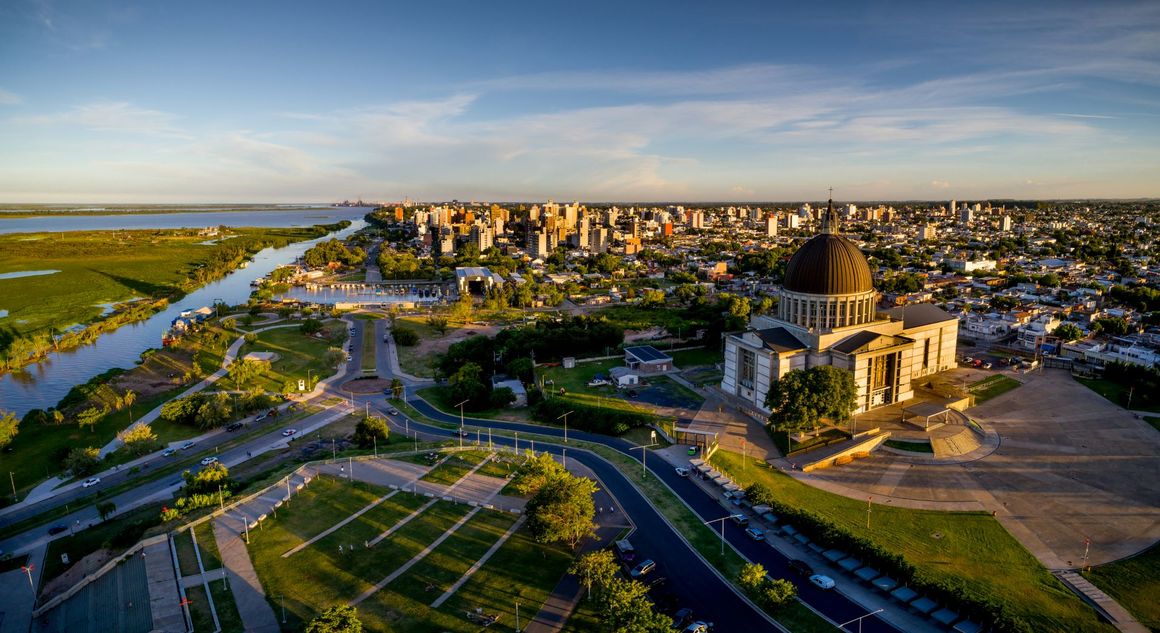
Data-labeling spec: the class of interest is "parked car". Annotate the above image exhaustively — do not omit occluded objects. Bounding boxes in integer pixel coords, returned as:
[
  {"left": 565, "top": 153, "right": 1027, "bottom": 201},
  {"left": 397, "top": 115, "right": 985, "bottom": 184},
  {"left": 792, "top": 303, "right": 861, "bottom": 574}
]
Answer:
[
  {"left": 456, "top": 428, "right": 470, "bottom": 438},
  {"left": 630, "top": 559, "right": 656, "bottom": 579},
  {"left": 226, "top": 422, "right": 243, "bottom": 432},
  {"left": 389, "top": 408, "right": 399, "bottom": 416},
  {"left": 200, "top": 456, "right": 218, "bottom": 466},
  {"left": 788, "top": 559, "right": 813, "bottom": 576},
  {"left": 255, "top": 411, "right": 269, "bottom": 422},
  {"left": 82, "top": 477, "right": 101, "bottom": 488},
  {"left": 745, "top": 527, "right": 765, "bottom": 541},
  {"left": 180, "top": 441, "right": 195, "bottom": 450},
  {"left": 162, "top": 448, "right": 177, "bottom": 457},
  {"left": 48, "top": 525, "right": 68, "bottom": 535},
  {"left": 809, "top": 574, "right": 836, "bottom": 590},
  {"left": 730, "top": 514, "right": 749, "bottom": 526},
  {"left": 963, "top": 356, "right": 974, "bottom": 364},
  {"left": 674, "top": 467, "right": 690, "bottom": 477},
  {"left": 983, "top": 362, "right": 993, "bottom": 369},
  {"left": 671, "top": 608, "right": 694, "bottom": 628},
  {"left": 614, "top": 539, "right": 636, "bottom": 563},
  {"left": 683, "top": 622, "right": 712, "bottom": 633},
  {"left": 282, "top": 428, "right": 297, "bottom": 437}
]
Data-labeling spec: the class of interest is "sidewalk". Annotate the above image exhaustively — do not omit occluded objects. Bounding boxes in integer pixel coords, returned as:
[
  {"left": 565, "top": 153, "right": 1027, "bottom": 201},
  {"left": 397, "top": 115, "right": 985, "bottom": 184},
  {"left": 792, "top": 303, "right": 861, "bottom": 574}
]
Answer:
[
  {"left": 143, "top": 539, "right": 186, "bottom": 633},
  {"left": 213, "top": 516, "right": 281, "bottom": 633},
  {"left": 0, "top": 543, "right": 45, "bottom": 633}
]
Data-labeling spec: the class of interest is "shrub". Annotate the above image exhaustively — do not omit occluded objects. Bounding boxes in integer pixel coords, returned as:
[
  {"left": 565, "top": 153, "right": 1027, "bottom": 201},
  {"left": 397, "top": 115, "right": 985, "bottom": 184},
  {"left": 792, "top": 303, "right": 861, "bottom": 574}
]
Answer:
[{"left": 392, "top": 326, "right": 420, "bottom": 346}]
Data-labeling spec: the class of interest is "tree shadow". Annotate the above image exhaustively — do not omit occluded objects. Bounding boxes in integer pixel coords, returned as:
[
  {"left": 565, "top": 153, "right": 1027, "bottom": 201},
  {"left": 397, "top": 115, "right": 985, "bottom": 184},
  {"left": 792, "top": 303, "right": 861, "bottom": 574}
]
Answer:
[{"left": 89, "top": 268, "right": 178, "bottom": 299}]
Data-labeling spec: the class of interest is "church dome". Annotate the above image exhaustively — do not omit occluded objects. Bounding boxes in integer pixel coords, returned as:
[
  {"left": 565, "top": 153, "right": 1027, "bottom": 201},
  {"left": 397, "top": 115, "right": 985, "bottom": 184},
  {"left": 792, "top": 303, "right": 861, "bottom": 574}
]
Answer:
[{"left": 782, "top": 233, "right": 873, "bottom": 296}]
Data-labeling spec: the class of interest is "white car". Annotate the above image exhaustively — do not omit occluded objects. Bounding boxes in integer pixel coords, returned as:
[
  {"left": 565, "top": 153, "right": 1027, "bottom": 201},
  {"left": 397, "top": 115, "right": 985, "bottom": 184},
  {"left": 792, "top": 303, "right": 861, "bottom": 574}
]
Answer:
[
  {"left": 809, "top": 574, "right": 836, "bottom": 590},
  {"left": 200, "top": 456, "right": 218, "bottom": 466},
  {"left": 282, "top": 428, "right": 298, "bottom": 437},
  {"left": 82, "top": 477, "right": 101, "bottom": 488},
  {"left": 674, "top": 467, "right": 690, "bottom": 477}
]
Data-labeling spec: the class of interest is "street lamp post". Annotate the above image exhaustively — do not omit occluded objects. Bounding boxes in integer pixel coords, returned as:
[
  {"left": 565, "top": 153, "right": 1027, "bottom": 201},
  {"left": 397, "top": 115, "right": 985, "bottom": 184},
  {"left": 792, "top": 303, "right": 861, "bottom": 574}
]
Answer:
[
  {"left": 632, "top": 443, "right": 658, "bottom": 479},
  {"left": 557, "top": 410, "right": 574, "bottom": 443},
  {"left": 838, "top": 608, "right": 884, "bottom": 633},
  {"left": 703, "top": 515, "right": 743, "bottom": 557},
  {"left": 562, "top": 448, "right": 567, "bottom": 470},
  {"left": 9, "top": 471, "right": 16, "bottom": 501},
  {"left": 280, "top": 594, "right": 287, "bottom": 624},
  {"left": 456, "top": 399, "right": 469, "bottom": 448},
  {"left": 21, "top": 563, "right": 35, "bottom": 591}
]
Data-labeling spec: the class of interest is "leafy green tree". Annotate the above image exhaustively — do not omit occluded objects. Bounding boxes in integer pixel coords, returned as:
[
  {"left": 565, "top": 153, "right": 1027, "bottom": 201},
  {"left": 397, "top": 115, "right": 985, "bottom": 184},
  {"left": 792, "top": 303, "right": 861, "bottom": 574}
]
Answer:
[
  {"left": 118, "top": 424, "right": 160, "bottom": 456},
  {"left": 323, "top": 347, "right": 346, "bottom": 368},
  {"left": 1054, "top": 322, "right": 1083, "bottom": 342},
  {"left": 184, "top": 462, "right": 231, "bottom": 495},
  {"left": 392, "top": 326, "right": 419, "bottom": 346},
  {"left": 738, "top": 562, "right": 768, "bottom": 593},
  {"left": 764, "top": 370, "right": 816, "bottom": 451},
  {"left": 389, "top": 378, "right": 404, "bottom": 400},
  {"left": 602, "top": 577, "right": 672, "bottom": 633},
  {"left": 76, "top": 405, "right": 108, "bottom": 433},
  {"left": 195, "top": 392, "right": 234, "bottom": 429},
  {"left": 0, "top": 410, "right": 19, "bottom": 450},
  {"left": 449, "top": 362, "right": 490, "bottom": 409},
  {"left": 64, "top": 446, "right": 101, "bottom": 476},
  {"left": 509, "top": 451, "right": 567, "bottom": 496},
  {"left": 426, "top": 315, "right": 449, "bottom": 335},
  {"left": 569, "top": 549, "right": 619, "bottom": 599},
  {"left": 640, "top": 289, "right": 665, "bottom": 307},
  {"left": 228, "top": 359, "right": 269, "bottom": 387},
  {"left": 744, "top": 482, "right": 775, "bottom": 507},
  {"left": 506, "top": 357, "right": 534, "bottom": 383},
  {"left": 490, "top": 386, "right": 516, "bottom": 409},
  {"left": 761, "top": 578, "right": 798, "bottom": 610},
  {"left": 305, "top": 605, "right": 364, "bottom": 633},
  {"left": 526, "top": 472, "right": 597, "bottom": 548},
  {"left": 222, "top": 317, "right": 237, "bottom": 330},
  {"left": 353, "top": 416, "right": 389, "bottom": 448},
  {"left": 808, "top": 366, "right": 858, "bottom": 429},
  {"left": 97, "top": 501, "right": 117, "bottom": 522},
  {"left": 301, "top": 318, "right": 324, "bottom": 335}
]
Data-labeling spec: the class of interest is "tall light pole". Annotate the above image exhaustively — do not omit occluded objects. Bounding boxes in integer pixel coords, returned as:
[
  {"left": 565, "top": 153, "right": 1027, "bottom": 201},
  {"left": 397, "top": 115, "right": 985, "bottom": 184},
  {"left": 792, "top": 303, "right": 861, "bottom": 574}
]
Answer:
[
  {"left": 703, "top": 515, "right": 743, "bottom": 557},
  {"left": 562, "top": 448, "right": 567, "bottom": 470},
  {"left": 9, "top": 471, "right": 16, "bottom": 501},
  {"left": 21, "top": 563, "right": 35, "bottom": 591},
  {"left": 280, "top": 594, "right": 287, "bottom": 624},
  {"left": 456, "top": 399, "right": 469, "bottom": 448},
  {"left": 557, "top": 410, "right": 574, "bottom": 443},
  {"left": 838, "top": 608, "right": 884, "bottom": 633},
  {"left": 632, "top": 443, "right": 658, "bottom": 479}
]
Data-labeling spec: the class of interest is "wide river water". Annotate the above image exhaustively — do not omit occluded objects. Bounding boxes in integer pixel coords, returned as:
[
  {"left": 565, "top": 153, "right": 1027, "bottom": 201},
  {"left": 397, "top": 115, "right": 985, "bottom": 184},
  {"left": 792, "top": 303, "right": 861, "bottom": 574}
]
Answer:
[{"left": 0, "top": 208, "right": 370, "bottom": 417}]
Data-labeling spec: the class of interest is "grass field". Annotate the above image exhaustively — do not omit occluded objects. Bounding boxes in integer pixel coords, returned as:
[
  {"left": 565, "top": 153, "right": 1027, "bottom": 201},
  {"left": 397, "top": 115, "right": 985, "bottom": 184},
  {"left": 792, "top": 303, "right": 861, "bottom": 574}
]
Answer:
[
  {"left": 0, "top": 226, "right": 324, "bottom": 344},
  {"left": 193, "top": 521, "right": 222, "bottom": 571},
  {"left": 218, "top": 321, "right": 348, "bottom": 393},
  {"left": 969, "top": 374, "right": 1023, "bottom": 404},
  {"left": 420, "top": 451, "right": 488, "bottom": 486},
  {"left": 1085, "top": 543, "right": 1160, "bottom": 631},
  {"left": 884, "top": 438, "right": 934, "bottom": 453},
  {"left": 185, "top": 585, "right": 214, "bottom": 632},
  {"left": 1076, "top": 378, "right": 1160, "bottom": 413},
  {"left": 248, "top": 475, "right": 571, "bottom": 632},
  {"left": 174, "top": 528, "right": 200, "bottom": 576},
  {"left": 209, "top": 577, "right": 244, "bottom": 632},
  {"left": 670, "top": 347, "right": 723, "bottom": 367},
  {"left": 361, "top": 323, "right": 377, "bottom": 372},
  {"left": 394, "top": 315, "right": 456, "bottom": 378},
  {"left": 710, "top": 450, "right": 1112, "bottom": 632},
  {"left": 540, "top": 359, "right": 657, "bottom": 416}
]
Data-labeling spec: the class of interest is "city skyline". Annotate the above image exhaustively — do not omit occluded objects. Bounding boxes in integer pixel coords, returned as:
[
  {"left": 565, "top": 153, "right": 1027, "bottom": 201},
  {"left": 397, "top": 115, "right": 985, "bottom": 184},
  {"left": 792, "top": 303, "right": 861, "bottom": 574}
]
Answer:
[{"left": 1, "top": 0, "right": 1159, "bottom": 203}]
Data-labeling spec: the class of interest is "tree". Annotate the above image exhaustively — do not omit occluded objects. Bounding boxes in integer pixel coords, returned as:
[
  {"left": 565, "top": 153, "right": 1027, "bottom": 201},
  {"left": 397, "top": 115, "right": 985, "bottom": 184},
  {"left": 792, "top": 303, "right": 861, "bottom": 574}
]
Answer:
[
  {"left": 118, "top": 424, "right": 160, "bottom": 456},
  {"left": 323, "top": 347, "right": 346, "bottom": 368},
  {"left": 808, "top": 366, "right": 858, "bottom": 430},
  {"left": 449, "top": 362, "right": 490, "bottom": 409},
  {"left": 222, "top": 317, "right": 237, "bottom": 330},
  {"left": 601, "top": 577, "right": 672, "bottom": 633},
  {"left": 97, "top": 501, "right": 117, "bottom": 522},
  {"left": 0, "top": 410, "right": 18, "bottom": 450},
  {"left": 569, "top": 549, "right": 619, "bottom": 599},
  {"left": 764, "top": 370, "right": 816, "bottom": 451},
  {"left": 353, "top": 416, "right": 389, "bottom": 449},
  {"left": 506, "top": 357, "right": 534, "bottom": 383},
  {"left": 509, "top": 451, "right": 567, "bottom": 496},
  {"left": 744, "top": 482, "right": 775, "bottom": 507},
  {"left": 761, "top": 578, "right": 798, "bottom": 610},
  {"left": 301, "top": 318, "right": 324, "bottom": 335},
  {"left": 228, "top": 359, "right": 269, "bottom": 387},
  {"left": 426, "top": 315, "right": 449, "bottom": 335},
  {"left": 64, "top": 446, "right": 101, "bottom": 476},
  {"left": 640, "top": 289, "right": 665, "bottom": 308},
  {"left": 490, "top": 386, "right": 516, "bottom": 409},
  {"left": 305, "top": 605, "right": 363, "bottom": 633},
  {"left": 184, "top": 462, "right": 231, "bottom": 495},
  {"left": 389, "top": 378, "right": 404, "bottom": 400},
  {"left": 392, "top": 326, "right": 419, "bottom": 346},
  {"left": 1054, "top": 322, "right": 1083, "bottom": 342},
  {"left": 122, "top": 389, "right": 137, "bottom": 410},
  {"left": 195, "top": 392, "right": 234, "bottom": 429},
  {"left": 738, "top": 562, "right": 768, "bottom": 593},
  {"left": 525, "top": 472, "right": 597, "bottom": 548},
  {"left": 76, "top": 405, "right": 108, "bottom": 433}
]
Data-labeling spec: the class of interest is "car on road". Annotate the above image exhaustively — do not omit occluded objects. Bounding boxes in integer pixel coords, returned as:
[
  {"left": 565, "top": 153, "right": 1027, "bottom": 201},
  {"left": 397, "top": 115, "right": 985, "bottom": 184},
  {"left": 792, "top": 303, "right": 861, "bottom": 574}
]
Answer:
[
  {"left": 730, "top": 514, "right": 749, "bottom": 526},
  {"left": 226, "top": 422, "right": 243, "bottom": 432},
  {"left": 788, "top": 559, "right": 813, "bottom": 576},
  {"left": 180, "top": 441, "right": 195, "bottom": 450},
  {"left": 455, "top": 428, "right": 470, "bottom": 438},
  {"left": 744, "top": 527, "right": 764, "bottom": 541},
  {"left": 674, "top": 467, "right": 689, "bottom": 477},
  {"left": 963, "top": 356, "right": 974, "bottom": 364},
  {"left": 282, "top": 429, "right": 297, "bottom": 437},
  {"left": 200, "top": 456, "right": 218, "bottom": 466},
  {"left": 683, "top": 622, "right": 712, "bottom": 633},
  {"left": 629, "top": 559, "right": 656, "bottom": 579},
  {"left": 255, "top": 411, "right": 269, "bottom": 422},
  {"left": 82, "top": 477, "right": 101, "bottom": 488},
  {"left": 162, "top": 448, "right": 177, "bottom": 457},
  {"left": 671, "top": 608, "right": 694, "bottom": 628},
  {"left": 809, "top": 574, "right": 836, "bottom": 590},
  {"left": 614, "top": 539, "right": 636, "bottom": 563},
  {"left": 389, "top": 408, "right": 399, "bottom": 416},
  {"left": 983, "top": 362, "right": 993, "bottom": 369},
  {"left": 48, "top": 524, "right": 68, "bottom": 535}
]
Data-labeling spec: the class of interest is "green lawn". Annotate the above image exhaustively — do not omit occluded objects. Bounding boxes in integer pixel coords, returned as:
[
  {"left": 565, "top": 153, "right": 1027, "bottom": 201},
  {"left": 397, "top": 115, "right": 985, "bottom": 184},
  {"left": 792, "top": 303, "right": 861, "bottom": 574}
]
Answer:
[
  {"left": 193, "top": 521, "right": 222, "bottom": 571},
  {"left": 360, "top": 324, "right": 377, "bottom": 372},
  {"left": 540, "top": 360, "right": 656, "bottom": 416},
  {"left": 185, "top": 585, "right": 215, "bottom": 632},
  {"left": 1085, "top": 543, "right": 1160, "bottom": 631},
  {"left": 710, "top": 450, "right": 1112, "bottom": 632},
  {"left": 218, "top": 321, "right": 348, "bottom": 393},
  {"left": 421, "top": 451, "right": 488, "bottom": 486},
  {"left": 1076, "top": 378, "right": 1160, "bottom": 413},
  {"left": 591, "top": 304, "right": 706, "bottom": 333},
  {"left": 174, "top": 528, "right": 201, "bottom": 576},
  {"left": 671, "top": 347, "right": 724, "bottom": 368},
  {"left": 969, "top": 374, "right": 1023, "bottom": 404},
  {"left": 247, "top": 474, "right": 567, "bottom": 633},
  {"left": 884, "top": 438, "right": 934, "bottom": 453},
  {"left": 1144, "top": 416, "right": 1160, "bottom": 433},
  {"left": 209, "top": 576, "right": 244, "bottom": 632},
  {"left": 418, "top": 385, "right": 513, "bottom": 422}
]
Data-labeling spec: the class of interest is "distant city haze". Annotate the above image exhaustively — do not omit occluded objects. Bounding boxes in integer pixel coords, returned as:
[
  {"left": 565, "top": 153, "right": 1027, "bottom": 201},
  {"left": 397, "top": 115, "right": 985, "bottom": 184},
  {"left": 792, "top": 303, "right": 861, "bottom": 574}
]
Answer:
[{"left": 0, "top": 0, "right": 1157, "bottom": 202}]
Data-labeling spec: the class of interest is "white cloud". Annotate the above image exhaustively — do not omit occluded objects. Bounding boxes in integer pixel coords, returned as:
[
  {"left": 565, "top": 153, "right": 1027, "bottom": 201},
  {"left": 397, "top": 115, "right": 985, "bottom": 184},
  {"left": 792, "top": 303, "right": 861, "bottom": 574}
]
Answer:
[
  {"left": 930, "top": 180, "right": 951, "bottom": 189},
  {"left": 0, "top": 89, "right": 22, "bottom": 105},
  {"left": 15, "top": 102, "right": 188, "bottom": 137}
]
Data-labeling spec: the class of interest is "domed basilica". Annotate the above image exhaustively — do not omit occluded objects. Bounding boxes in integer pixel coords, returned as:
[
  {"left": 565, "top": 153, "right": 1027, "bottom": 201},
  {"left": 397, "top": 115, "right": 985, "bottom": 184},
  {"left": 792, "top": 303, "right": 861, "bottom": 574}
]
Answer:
[{"left": 721, "top": 200, "right": 958, "bottom": 414}]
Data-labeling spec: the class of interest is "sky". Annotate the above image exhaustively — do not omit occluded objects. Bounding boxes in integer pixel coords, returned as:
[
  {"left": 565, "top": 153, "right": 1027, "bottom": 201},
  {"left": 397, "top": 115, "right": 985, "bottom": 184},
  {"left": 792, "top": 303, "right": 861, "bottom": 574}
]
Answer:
[{"left": 0, "top": 0, "right": 1158, "bottom": 203}]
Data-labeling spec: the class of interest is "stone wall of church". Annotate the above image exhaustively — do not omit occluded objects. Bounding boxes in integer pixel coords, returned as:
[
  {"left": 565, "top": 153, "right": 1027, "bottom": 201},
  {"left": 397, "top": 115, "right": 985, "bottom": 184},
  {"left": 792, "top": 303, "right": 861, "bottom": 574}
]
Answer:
[{"left": 902, "top": 320, "right": 959, "bottom": 380}]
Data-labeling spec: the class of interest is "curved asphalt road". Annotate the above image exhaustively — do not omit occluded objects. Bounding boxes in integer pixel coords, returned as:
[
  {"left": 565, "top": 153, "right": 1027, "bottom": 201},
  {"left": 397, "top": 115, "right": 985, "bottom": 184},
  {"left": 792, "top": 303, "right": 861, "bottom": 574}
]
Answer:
[{"left": 401, "top": 395, "right": 900, "bottom": 633}]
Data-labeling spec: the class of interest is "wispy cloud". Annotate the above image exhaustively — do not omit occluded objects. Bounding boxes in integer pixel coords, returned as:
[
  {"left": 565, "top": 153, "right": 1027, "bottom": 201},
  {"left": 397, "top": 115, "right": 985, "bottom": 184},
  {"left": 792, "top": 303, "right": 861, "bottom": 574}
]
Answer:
[
  {"left": 1054, "top": 113, "right": 1118, "bottom": 119},
  {"left": 0, "top": 89, "right": 22, "bottom": 105},
  {"left": 14, "top": 102, "right": 189, "bottom": 137}
]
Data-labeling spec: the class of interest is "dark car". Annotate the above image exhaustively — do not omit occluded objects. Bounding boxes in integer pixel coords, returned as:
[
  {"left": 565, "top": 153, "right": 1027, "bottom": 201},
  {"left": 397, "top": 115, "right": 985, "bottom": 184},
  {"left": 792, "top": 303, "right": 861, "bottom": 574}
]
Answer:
[
  {"left": 225, "top": 422, "right": 243, "bottom": 432},
  {"left": 672, "top": 608, "right": 694, "bottom": 628},
  {"left": 48, "top": 524, "right": 68, "bottom": 535},
  {"left": 788, "top": 559, "right": 813, "bottom": 576}
]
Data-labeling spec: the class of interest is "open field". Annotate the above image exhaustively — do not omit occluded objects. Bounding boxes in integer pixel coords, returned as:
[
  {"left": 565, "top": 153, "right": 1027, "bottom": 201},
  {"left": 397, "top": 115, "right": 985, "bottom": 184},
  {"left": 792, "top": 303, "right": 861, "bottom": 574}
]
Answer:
[
  {"left": 193, "top": 521, "right": 222, "bottom": 571},
  {"left": 1086, "top": 543, "right": 1160, "bottom": 630},
  {"left": 217, "top": 321, "right": 348, "bottom": 393},
  {"left": 174, "top": 528, "right": 200, "bottom": 576},
  {"left": 0, "top": 226, "right": 329, "bottom": 351},
  {"left": 670, "top": 347, "right": 723, "bottom": 367},
  {"left": 393, "top": 315, "right": 482, "bottom": 379},
  {"left": 360, "top": 322, "right": 377, "bottom": 372},
  {"left": 248, "top": 475, "right": 571, "bottom": 632},
  {"left": 969, "top": 374, "right": 1022, "bottom": 404},
  {"left": 1077, "top": 377, "right": 1160, "bottom": 413},
  {"left": 419, "top": 450, "right": 488, "bottom": 486},
  {"left": 711, "top": 450, "right": 1112, "bottom": 632}
]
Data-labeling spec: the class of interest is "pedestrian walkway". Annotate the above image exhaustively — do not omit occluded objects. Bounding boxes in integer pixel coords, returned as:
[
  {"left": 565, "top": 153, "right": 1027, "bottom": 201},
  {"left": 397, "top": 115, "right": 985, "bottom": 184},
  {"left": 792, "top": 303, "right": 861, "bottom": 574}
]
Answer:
[
  {"left": 0, "top": 543, "right": 45, "bottom": 633},
  {"left": 282, "top": 487, "right": 405, "bottom": 557},
  {"left": 430, "top": 516, "right": 527, "bottom": 608},
  {"left": 213, "top": 517, "right": 280, "bottom": 633},
  {"left": 142, "top": 540, "right": 185, "bottom": 633},
  {"left": 1055, "top": 571, "right": 1149, "bottom": 633}
]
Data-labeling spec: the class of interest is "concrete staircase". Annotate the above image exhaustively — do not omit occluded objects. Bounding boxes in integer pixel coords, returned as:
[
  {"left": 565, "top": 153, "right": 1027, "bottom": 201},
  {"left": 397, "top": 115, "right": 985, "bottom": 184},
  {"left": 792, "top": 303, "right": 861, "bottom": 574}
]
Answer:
[{"left": 1055, "top": 571, "right": 1148, "bottom": 633}]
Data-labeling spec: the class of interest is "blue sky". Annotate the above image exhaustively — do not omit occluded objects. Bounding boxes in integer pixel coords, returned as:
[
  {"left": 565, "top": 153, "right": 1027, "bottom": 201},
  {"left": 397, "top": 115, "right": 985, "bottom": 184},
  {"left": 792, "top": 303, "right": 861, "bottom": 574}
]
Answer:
[{"left": 1, "top": 0, "right": 1158, "bottom": 203}]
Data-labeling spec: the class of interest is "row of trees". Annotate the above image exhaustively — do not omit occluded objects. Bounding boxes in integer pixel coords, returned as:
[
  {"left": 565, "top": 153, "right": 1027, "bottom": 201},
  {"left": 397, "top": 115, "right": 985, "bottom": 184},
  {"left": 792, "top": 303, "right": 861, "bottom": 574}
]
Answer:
[
  {"left": 514, "top": 452, "right": 597, "bottom": 549},
  {"left": 302, "top": 238, "right": 366, "bottom": 269},
  {"left": 568, "top": 550, "right": 673, "bottom": 632},
  {"left": 159, "top": 390, "right": 280, "bottom": 430}
]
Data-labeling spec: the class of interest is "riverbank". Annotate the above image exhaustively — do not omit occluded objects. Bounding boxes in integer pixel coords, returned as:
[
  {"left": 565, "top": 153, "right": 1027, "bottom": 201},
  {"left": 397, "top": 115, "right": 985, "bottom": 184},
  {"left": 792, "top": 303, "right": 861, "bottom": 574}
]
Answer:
[
  {"left": 0, "top": 203, "right": 344, "bottom": 217},
  {"left": 0, "top": 223, "right": 347, "bottom": 372}
]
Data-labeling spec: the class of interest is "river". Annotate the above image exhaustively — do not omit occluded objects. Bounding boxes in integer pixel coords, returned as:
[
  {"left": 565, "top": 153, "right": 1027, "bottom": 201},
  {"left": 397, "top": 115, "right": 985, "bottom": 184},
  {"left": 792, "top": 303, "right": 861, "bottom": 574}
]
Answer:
[
  {"left": 0, "top": 213, "right": 370, "bottom": 417},
  {"left": 0, "top": 206, "right": 369, "bottom": 235}
]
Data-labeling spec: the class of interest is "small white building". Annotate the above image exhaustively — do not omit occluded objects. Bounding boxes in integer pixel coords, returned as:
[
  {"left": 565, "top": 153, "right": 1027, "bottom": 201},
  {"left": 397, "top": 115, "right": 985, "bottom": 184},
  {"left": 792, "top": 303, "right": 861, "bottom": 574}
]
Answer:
[{"left": 609, "top": 366, "right": 640, "bottom": 387}]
